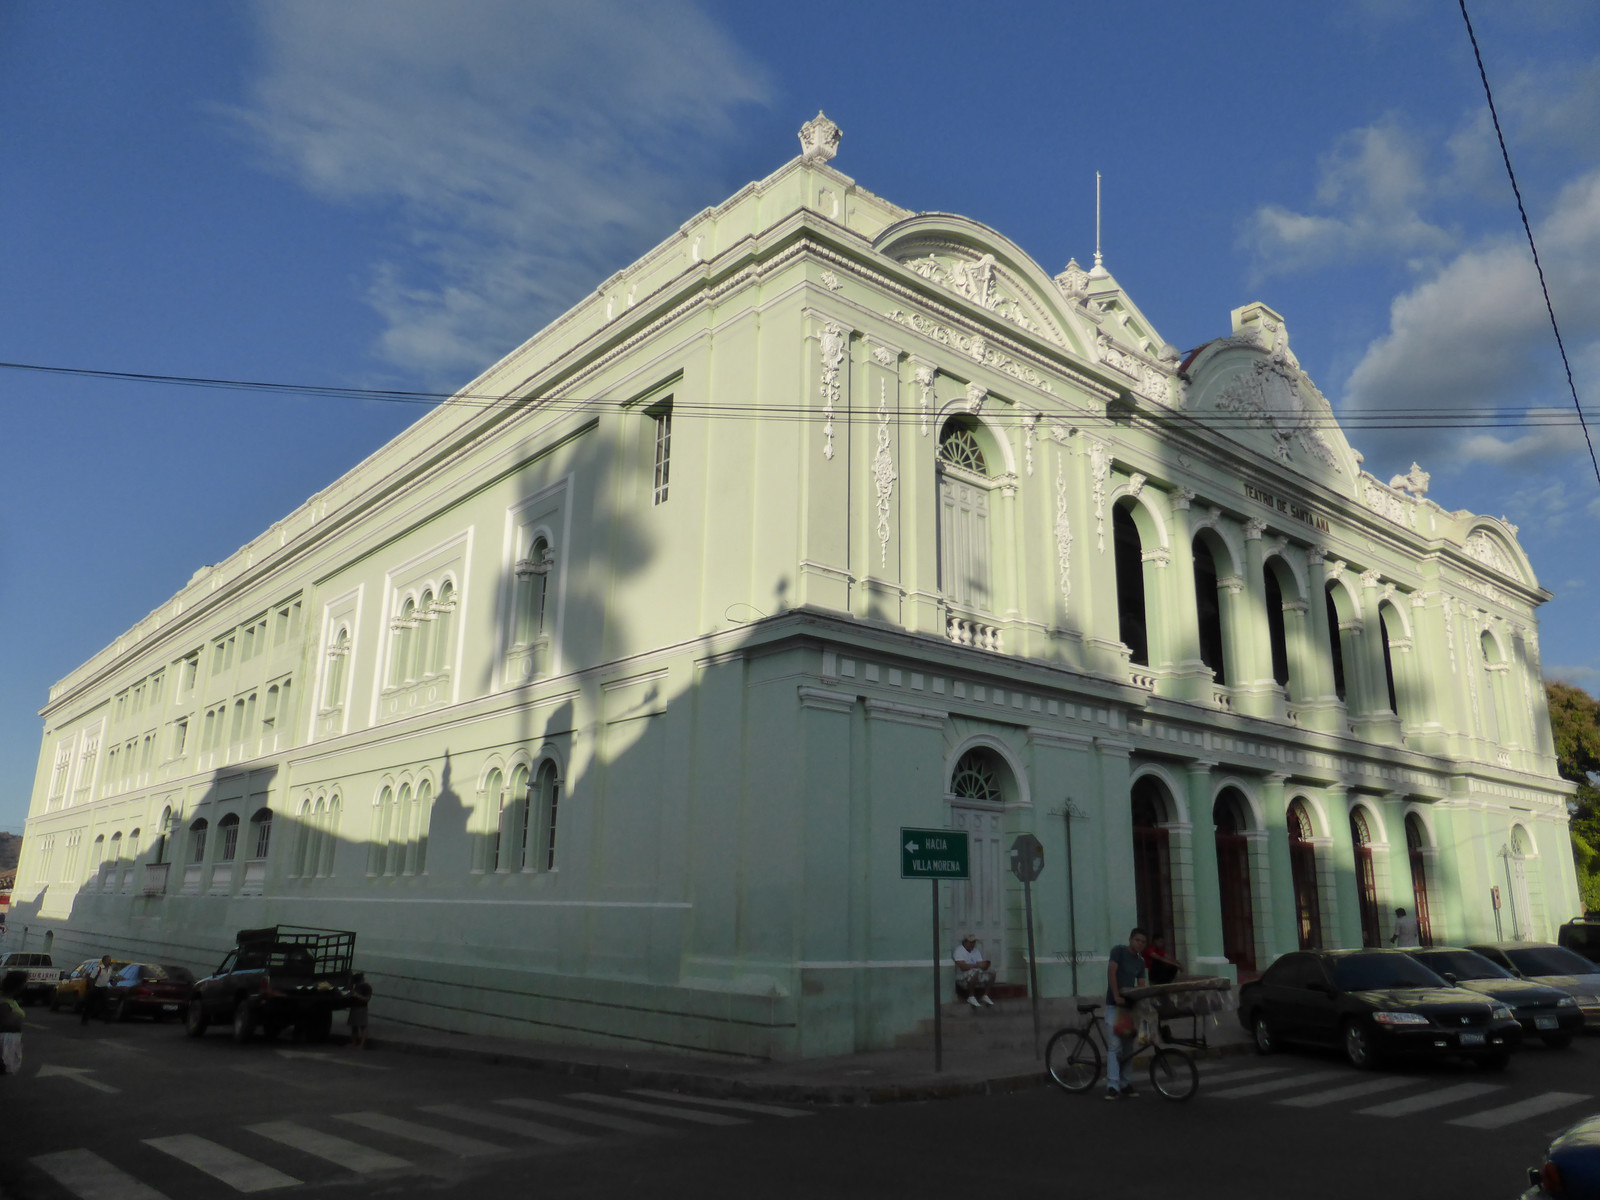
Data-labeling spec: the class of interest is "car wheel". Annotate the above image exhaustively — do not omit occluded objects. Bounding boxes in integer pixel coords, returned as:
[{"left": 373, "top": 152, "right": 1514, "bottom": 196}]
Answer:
[
  {"left": 231, "top": 1001, "right": 255, "bottom": 1044},
  {"left": 1252, "top": 1013, "right": 1275, "bottom": 1056},
  {"left": 1343, "top": 1020, "right": 1378, "bottom": 1071},
  {"left": 184, "top": 999, "right": 209, "bottom": 1038},
  {"left": 1542, "top": 1033, "right": 1574, "bottom": 1050}
]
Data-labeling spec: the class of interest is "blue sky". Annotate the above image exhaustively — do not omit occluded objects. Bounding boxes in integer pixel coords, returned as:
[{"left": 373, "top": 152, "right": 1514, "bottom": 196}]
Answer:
[{"left": 3, "top": 1, "right": 1598, "bottom": 833}]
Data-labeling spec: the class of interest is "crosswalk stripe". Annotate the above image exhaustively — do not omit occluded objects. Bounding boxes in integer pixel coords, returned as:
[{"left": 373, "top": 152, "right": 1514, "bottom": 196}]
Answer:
[
  {"left": 334, "top": 1112, "right": 506, "bottom": 1157},
  {"left": 498, "top": 1097, "right": 667, "bottom": 1136},
  {"left": 143, "top": 1134, "right": 300, "bottom": 1192},
  {"left": 1448, "top": 1092, "right": 1591, "bottom": 1129},
  {"left": 627, "top": 1089, "right": 814, "bottom": 1118},
  {"left": 419, "top": 1103, "right": 596, "bottom": 1147},
  {"left": 30, "top": 1149, "right": 170, "bottom": 1200},
  {"left": 565, "top": 1093, "right": 748, "bottom": 1126},
  {"left": 245, "top": 1120, "right": 410, "bottom": 1172},
  {"left": 1357, "top": 1082, "right": 1503, "bottom": 1117},
  {"left": 1277, "top": 1076, "right": 1421, "bottom": 1107},
  {"left": 1209, "top": 1069, "right": 1351, "bottom": 1099},
  {"left": 1198, "top": 1066, "right": 1290, "bottom": 1086}
]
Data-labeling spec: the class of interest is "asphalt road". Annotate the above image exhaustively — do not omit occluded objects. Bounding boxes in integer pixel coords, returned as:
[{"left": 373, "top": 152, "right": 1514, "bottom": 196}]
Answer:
[{"left": 2, "top": 1007, "right": 1592, "bottom": 1199}]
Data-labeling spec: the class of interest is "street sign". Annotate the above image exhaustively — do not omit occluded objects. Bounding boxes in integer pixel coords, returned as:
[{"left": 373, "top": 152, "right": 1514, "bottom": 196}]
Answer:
[
  {"left": 1009, "top": 833, "right": 1044, "bottom": 883},
  {"left": 900, "top": 827, "right": 969, "bottom": 880}
]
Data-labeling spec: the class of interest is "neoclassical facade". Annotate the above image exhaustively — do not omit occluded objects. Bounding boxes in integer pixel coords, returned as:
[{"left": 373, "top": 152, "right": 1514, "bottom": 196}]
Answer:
[{"left": 11, "top": 116, "right": 1575, "bottom": 1059}]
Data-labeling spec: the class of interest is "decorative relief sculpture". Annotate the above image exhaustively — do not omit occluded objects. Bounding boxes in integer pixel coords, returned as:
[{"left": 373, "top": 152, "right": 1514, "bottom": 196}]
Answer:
[
  {"left": 965, "top": 382, "right": 987, "bottom": 415},
  {"left": 1141, "top": 546, "right": 1171, "bottom": 567},
  {"left": 871, "top": 345, "right": 897, "bottom": 368},
  {"left": 913, "top": 365, "right": 936, "bottom": 436},
  {"left": 1360, "top": 569, "right": 1381, "bottom": 589},
  {"left": 1054, "top": 455, "right": 1073, "bottom": 615},
  {"left": 903, "top": 251, "right": 1038, "bottom": 334},
  {"left": 1173, "top": 487, "right": 1195, "bottom": 511},
  {"left": 1244, "top": 517, "right": 1267, "bottom": 540},
  {"left": 1055, "top": 258, "right": 1090, "bottom": 302},
  {"left": 1388, "top": 461, "right": 1431, "bottom": 497},
  {"left": 1220, "top": 574, "right": 1245, "bottom": 596},
  {"left": 818, "top": 321, "right": 846, "bottom": 461},
  {"left": 1127, "top": 472, "right": 1146, "bottom": 498},
  {"left": 1328, "top": 559, "right": 1347, "bottom": 584},
  {"left": 1308, "top": 544, "right": 1327, "bottom": 566},
  {"left": 885, "top": 310, "right": 1055, "bottom": 392},
  {"left": 1464, "top": 530, "right": 1516, "bottom": 577},
  {"left": 1022, "top": 413, "right": 1038, "bottom": 476},
  {"left": 799, "top": 111, "right": 842, "bottom": 163},
  {"left": 874, "top": 380, "right": 897, "bottom": 567},
  {"left": 819, "top": 270, "right": 843, "bottom": 291},
  {"left": 1213, "top": 320, "right": 1341, "bottom": 471},
  {"left": 1089, "top": 440, "right": 1110, "bottom": 552}
]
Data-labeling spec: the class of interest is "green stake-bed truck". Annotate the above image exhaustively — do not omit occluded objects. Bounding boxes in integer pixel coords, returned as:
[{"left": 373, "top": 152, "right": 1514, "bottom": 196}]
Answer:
[{"left": 185, "top": 925, "right": 355, "bottom": 1043}]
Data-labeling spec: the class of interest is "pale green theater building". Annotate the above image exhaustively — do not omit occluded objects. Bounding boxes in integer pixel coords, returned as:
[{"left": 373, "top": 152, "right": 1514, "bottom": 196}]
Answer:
[{"left": 11, "top": 116, "right": 1577, "bottom": 1059}]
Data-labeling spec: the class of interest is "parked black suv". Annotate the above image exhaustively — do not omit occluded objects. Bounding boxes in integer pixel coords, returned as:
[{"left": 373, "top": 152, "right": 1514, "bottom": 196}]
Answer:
[
  {"left": 1557, "top": 916, "right": 1600, "bottom": 967},
  {"left": 186, "top": 925, "right": 355, "bottom": 1043}
]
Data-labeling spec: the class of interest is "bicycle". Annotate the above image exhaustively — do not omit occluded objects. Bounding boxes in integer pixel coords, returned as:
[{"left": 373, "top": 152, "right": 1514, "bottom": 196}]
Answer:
[{"left": 1044, "top": 1000, "right": 1199, "bottom": 1101}]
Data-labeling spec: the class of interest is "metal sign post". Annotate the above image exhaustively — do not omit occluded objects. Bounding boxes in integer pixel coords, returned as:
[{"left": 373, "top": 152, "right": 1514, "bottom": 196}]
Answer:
[
  {"left": 901, "top": 827, "right": 970, "bottom": 1073},
  {"left": 1009, "top": 833, "right": 1045, "bottom": 1058}
]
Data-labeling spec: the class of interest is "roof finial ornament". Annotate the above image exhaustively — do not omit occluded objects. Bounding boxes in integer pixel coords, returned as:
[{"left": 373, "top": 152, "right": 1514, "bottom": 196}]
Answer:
[
  {"left": 1089, "top": 171, "right": 1109, "bottom": 279},
  {"left": 799, "top": 111, "right": 842, "bottom": 164}
]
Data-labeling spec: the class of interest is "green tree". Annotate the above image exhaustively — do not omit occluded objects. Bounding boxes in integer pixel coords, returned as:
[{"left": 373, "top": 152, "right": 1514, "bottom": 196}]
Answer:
[{"left": 1550, "top": 681, "right": 1600, "bottom": 912}]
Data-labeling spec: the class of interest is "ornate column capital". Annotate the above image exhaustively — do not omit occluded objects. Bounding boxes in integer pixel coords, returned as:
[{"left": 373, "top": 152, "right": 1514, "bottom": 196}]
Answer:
[
  {"left": 1244, "top": 517, "right": 1267, "bottom": 541},
  {"left": 1172, "top": 486, "right": 1196, "bottom": 511}
]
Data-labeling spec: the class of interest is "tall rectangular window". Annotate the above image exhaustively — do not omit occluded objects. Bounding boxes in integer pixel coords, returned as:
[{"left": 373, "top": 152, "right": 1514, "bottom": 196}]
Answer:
[{"left": 651, "top": 403, "right": 672, "bottom": 505}]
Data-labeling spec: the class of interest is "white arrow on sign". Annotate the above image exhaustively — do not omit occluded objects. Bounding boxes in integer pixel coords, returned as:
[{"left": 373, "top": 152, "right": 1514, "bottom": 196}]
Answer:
[
  {"left": 36, "top": 1065, "right": 119, "bottom": 1093},
  {"left": 904, "top": 840, "right": 920, "bottom": 853}
]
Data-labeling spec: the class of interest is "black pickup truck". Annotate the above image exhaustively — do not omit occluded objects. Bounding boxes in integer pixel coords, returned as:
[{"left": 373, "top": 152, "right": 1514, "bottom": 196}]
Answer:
[{"left": 185, "top": 925, "right": 355, "bottom": 1043}]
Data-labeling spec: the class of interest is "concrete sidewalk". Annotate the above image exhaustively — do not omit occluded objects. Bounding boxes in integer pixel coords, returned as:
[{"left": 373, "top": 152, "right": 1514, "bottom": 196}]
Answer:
[{"left": 359, "top": 1000, "right": 1257, "bottom": 1105}]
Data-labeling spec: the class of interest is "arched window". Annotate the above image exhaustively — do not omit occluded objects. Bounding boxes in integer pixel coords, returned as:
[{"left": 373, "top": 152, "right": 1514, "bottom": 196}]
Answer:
[
  {"left": 369, "top": 787, "right": 393, "bottom": 877},
  {"left": 1288, "top": 800, "right": 1322, "bottom": 950},
  {"left": 1482, "top": 631, "right": 1512, "bottom": 745},
  {"left": 218, "top": 813, "right": 241, "bottom": 862},
  {"left": 154, "top": 806, "right": 173, "bottom": 865},
  {"left": 295, "top": 798, "right": 314, "bottom": 877},
  {"left": 1130, "top": 776, "right": 1175, "bottom": 949},
  {"left": 431, "top": 581, "right": 455, "bottom": 675},
  {"left": 415, "top": 589, "right": 435, "bottom": 680},
  {"left": 516, "top": 541, "right": 554, "bottom": 646},
  {"left": 188, "top": 818, "right": 209, "bottom": 864},
  {"left": 1193, "top": 535, "right": 1226, "bottom": 684},
  {"left": 321, "top": 795, "right": 340, "bottom": 877},
  {"left": 1264, "top": 564, "right": 1290, "bottom": 690},
  {"left": 507, "top": 763, "right": 531, "bottom": 871},
  {"left": 1508, "top": 824, "right": 1535, "bottom": 940},
  {"left": 1379, "top": 611, "right": 1399, "bottom": 714},
  {"left": 1325, "top": 587, "right": 1349, "bottom": 703},
  {"left": 249, "top": 809, "right": 273, "bottom": 860},
  {"left": 1351, "top": 808, "right": 1381, "bottom": 947},
  {"left": 936, "top": 418, "right": 994, "bottom": 615},
  {"left": 126, "top": 828, "right": 141, "bottom": 868},
  {"left": 483, "top": 769, "right": 505, "bottom": 872},
  {"left": 1113, "top": 505, "right": 1148, "bottom": 666},
  {"left": 391, "top": 784, "right": 411, "bottom": 876},
  {"left": 1214, "top": 789, "right": 1255, "bottom": 972},
  {"left": 410, "top": 780, "right": 432, "bottom": 875},
  {"left": 393, "top": 598, "right": 417, "bottom": 685},
  {"left": 535, "top": 759, "right": 561, "bottom": 871},
  {"left": 1405, "top": 814, "right": 1433, "bottom": 946}
]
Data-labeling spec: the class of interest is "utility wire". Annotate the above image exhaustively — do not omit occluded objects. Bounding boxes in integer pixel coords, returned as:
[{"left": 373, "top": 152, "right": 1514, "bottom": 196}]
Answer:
[
  {"left": 0, "top": 358, "right": 1592, "bottom": 434},
  {"left": 1459, "top": 0, "right": 1600, "bottom": 486}
]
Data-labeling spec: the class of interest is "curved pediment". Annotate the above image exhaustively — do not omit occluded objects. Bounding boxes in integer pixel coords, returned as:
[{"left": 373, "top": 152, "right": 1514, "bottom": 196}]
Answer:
[
  {"left": 874, "top": 214, "right": 1097, "bottom": 360},
  {"left": 1181, "top": 303, "right": 1362, "bottom": 493},
  {"left": 1461, "top": 522, "right": 1536, "bottom": 587}
]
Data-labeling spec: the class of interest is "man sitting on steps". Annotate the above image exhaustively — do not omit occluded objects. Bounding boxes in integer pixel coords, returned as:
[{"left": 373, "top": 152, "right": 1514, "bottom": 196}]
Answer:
[{"left": 953, "top": 933, "right": 996, "bottom": 1008}]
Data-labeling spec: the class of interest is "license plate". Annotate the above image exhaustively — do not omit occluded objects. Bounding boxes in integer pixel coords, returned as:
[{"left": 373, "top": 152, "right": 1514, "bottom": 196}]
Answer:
[
  {"left": 1536, "top": 1017, "right": 1558, "bottom": 1030},
  {"left": 162, "top": 1004, "right": 179, "bottom": 1012},
  {"left": 1460, "top": 1031, "right": 1486, "bottom": 1046}
]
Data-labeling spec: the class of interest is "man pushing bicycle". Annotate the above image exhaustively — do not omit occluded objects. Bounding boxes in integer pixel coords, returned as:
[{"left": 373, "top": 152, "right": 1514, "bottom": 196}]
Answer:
[{"left": 1105, "top": 927, "right": 1149, "bottom": 1100}]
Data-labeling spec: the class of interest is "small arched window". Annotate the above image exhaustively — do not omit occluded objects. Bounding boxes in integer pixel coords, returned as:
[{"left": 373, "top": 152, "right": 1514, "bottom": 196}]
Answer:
[
  {"left": 432, "top": 581, "right": 455, "bottom": 675},
  {"left": 483, "top": 768, "right": 505, "bottom": 872},
  {"left": 326, "top": 627, "right": 350, "bottom": 710},
  {"left": 218, "top": 813, "right": 241, "bottom": 862},
  {"left": 249, "top": 809, "right": 273, "bottom": 860},
  {"left": 936, "top": 418, "right": 995, "bottom": 615},
  {"left": 535, "top": 759, "right": 561, "bottom": 871},
  {"left": 188, "top": 818, "right": 209, "bottom": 864}
]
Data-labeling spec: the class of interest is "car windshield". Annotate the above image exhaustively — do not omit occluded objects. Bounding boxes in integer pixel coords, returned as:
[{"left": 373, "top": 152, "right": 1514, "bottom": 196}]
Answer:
[
  {"left": 1411, "top": 950, "right": 1511, "bottom": 980},
  {"left": 1331, "top": 953, "right": 1447, "bottom": 991},
  {"left": 1505, "top": 946, "right": 1598, "bottom": 976},
  {"left": 156, "top": 965, "right": 195, "bottom": 983}
]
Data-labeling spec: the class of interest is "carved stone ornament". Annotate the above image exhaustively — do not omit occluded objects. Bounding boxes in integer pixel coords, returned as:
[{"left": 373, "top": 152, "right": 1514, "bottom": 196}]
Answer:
[
  {"left": 871, "top": 345, "right": 897, "bottom": 368},
  {"left": 1023, "top": 413, "right": 1038, "bottom": 476},
  {"left": 1055, "top": 258, "right": 1090, "bottom": 301},
  {"left": 799, "top": 111, "right": 842, "bottom": 163},
  {"left": 886, "top": 310, "right": 1054, "bottom": 393},
  {"left": 1464, "top": 530, "right": 1516, "bottom": 578},
  {"left": 1089, "top": 440, "right": 1110, "bottom": 552},
  {"left": 1244, "top": 517, "right": 1267, "bottom": 541},
  {"left": 818, "top": 322, "right": 847, "bottom": 461},
  {"left": 1308, "top": 544, "right": 1327, "bottom": 566},
  {"left": 903, "top": 251, "right": 1037, "bottom": 334},
  {"left": 819, "top": 270, "right": 844, "bottom": 291},
  {"left": 1055, "top": 453, "right": 1073, "bottom": 615},
  {"left": 1388, "top": 461, "right": 1431, "bottom": 497},
  {"left": 913, "top": 364, "right": 936, "bottom": 436},
  {"left": 1220, "top": 574, "right": 1245, "bottom": 596},
  {"left": 1142, "top": 546, "right": 1171, "bottom": 567},
  {"left": 1173, "top": 487, "right": 1195, "bottom": 511},
  {"left": 874, "top": 381, "right": 897, "bottom": 567},
  {"left": 1360, "top": 569, "right": 1381, "bottom": 589},
  {"left": 1213, "top": 320, "right": 1341, "bottom": 471},
  {"left": 1127, "top": 472, "right": 1147, "bottom": 499},
  {"left": 965, "top": 382, "right": 988, "bottom": 415},
  {"left": 1361, "top": 476, "right": 1417, "bottom": 530},
  {"left": 1328, "top": 559, "right": 1347, "bottom": 583}
]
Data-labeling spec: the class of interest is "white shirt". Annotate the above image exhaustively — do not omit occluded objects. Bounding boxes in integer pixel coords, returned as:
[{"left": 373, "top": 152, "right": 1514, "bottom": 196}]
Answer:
[
  {"left": 1393, "top": 915, "right": 1421, "bottom": 948},
  {"left": 953, "top": 943, "right": 987, "bottom": 969}
]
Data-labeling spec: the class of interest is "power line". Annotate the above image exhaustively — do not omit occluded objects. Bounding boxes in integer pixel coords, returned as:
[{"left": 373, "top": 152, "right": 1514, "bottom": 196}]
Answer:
[{"left": 1459, "top": 0, "right": 1600, "bottom": 487}]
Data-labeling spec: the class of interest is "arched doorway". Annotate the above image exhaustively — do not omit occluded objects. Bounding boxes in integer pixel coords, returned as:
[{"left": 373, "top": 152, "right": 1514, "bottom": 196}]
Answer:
[
  {"left": 948, "top": 748, "right": 1009, "bottom": 976},
  {"left": 1351, "top": 808, "right": 1381, "bottom": 947},
  {"left": 1405, "top": 813, "right": 1434, "bottom": 946},
  {"left": 1288, "top": 799, "right": 1322, "bottom": 950},
  {"left": 1130, "top": 776, "right": 1175, "bottom": 954},
  {"left": 1507, "top": 824, "right": 1535, "bottom": 941},
  {"left": 1113, "top": 505, "right": 1149, "bottom": 666},
  {"left": 1214, "top": 788, "right": 1256, "bottom": 972}
]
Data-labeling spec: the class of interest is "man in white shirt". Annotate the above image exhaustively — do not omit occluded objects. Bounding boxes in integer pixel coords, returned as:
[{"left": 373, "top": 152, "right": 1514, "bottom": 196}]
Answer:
[
  {"left": 953, "top": 934, "right": 995, "bottom": 1008},
  {"left": 1391, "top": 908, "right": 1421, "bottom": 948},
  {"left": 81, "top": 955, "right": 115, "bottom": 1025}
]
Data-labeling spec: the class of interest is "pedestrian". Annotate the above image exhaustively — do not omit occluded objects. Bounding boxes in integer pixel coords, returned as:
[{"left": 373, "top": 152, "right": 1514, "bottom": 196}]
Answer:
[
  {"left": 347, "top": 973, "right": 373, "bottom": 1050},
  {"left": 1391, "top": 908, "right": 1421, "bottom": 948},
  {"left": 81, "top": 955, "right": 115, "bottom": 1025},
  {"left": 1105, "top": 927, "right": 1149, "bottom": 1101},
  {"left": 952, "top": 934, "right": 996, "bottom": 1008},
  {"left": 1, "top": 970, "right": 25, "bottom": 1076}
]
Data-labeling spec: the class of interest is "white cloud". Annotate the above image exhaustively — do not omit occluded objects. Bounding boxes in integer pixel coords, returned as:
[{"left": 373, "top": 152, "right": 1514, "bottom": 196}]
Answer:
[
  {"left": 1243, "top": 120, "right": 1455, "bottom": 278},
  {"left": 1340, "top": 169, "right": 1600, "bottom": 470},
  {"left": 229, "top": 0, "right": 769, "bottom": 378}
]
